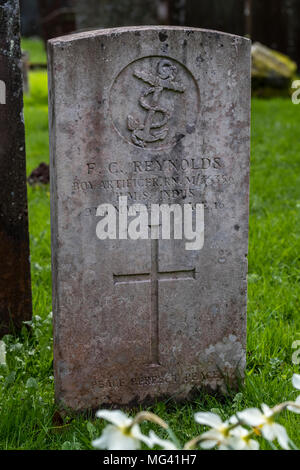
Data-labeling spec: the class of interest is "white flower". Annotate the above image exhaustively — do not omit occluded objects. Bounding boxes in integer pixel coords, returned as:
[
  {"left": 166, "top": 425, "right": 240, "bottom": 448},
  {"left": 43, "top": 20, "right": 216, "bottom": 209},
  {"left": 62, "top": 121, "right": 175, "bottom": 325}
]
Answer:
[
  {"left": 92, "top": 410, "right": 153, "bottom": 450},
  {"left": 148, "top": 431, "right": 178, "bottom": 450},
  {"left": 228, "top": 426, "right": 260, "bottom": 450},
  {"left": 287, "top": 374, "right": 300, "bottom": 414},
  {"left": 237, "top": 404, "right": 290, "bottom": 449},
  {"left": 194, "top": 412, "right": 232, "bottom": 449},
  {"left": 292, "top": 374, "right": 300, "bottom": 390},
  {"left": 0, "top": 341, "right": 6, "bottom": 366}
]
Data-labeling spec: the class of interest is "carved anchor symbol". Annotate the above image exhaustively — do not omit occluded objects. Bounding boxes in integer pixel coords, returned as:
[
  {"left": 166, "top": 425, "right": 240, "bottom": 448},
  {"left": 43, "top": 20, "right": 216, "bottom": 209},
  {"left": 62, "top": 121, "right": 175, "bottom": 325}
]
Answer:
[{"left": 127, "top": 60, "right": 185, "bottom": 148}]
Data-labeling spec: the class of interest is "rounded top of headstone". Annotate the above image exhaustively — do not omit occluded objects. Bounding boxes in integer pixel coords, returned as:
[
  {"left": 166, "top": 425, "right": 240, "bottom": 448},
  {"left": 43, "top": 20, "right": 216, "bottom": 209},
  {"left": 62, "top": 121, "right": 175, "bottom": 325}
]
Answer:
[{"left": 48, "top": 25, "right": 251, "bottom": 47}]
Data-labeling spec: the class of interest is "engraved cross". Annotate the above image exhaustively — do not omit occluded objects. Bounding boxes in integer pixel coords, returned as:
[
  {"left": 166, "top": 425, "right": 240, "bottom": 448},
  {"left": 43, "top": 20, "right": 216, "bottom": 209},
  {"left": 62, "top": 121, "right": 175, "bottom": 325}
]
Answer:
[{"left": 113, "top": 224, "right": 195, "bottom": 366}]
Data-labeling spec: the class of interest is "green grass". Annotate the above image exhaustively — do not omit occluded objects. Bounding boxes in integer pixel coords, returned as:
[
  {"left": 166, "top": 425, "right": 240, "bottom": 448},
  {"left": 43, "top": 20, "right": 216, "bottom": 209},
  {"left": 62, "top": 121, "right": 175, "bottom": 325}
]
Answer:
[
  {"left": 21, "top": 38, "right": 47, "bottom": 65},
  {"left": 0, "top": 51, "right": 299, "bottom": 449}
]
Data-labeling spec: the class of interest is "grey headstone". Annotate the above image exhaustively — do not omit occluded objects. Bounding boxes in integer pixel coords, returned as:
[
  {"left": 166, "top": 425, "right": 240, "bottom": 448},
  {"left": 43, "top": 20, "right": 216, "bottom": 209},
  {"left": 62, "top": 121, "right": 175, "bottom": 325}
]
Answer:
[
  {"left": 48, "top": 26, "right": 251, "bottom": 410},
  {"left": 0, "top": 0, "right": 32, "bottom": 336}
]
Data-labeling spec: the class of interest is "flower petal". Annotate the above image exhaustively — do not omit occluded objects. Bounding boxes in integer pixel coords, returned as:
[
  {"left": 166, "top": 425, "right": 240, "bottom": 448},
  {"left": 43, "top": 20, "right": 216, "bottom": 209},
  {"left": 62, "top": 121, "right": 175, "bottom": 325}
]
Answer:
[
  {"left": 148, "top": 431, "right": 178, "bottom": 450},
  {"left": 108, "top": 434, "right": 141, "bottom": 450},
  {"left": 95, "top": 409, "right": 132, "bottom": 427},
  {"left": 229, "top": 415, "right": 238, "bottom": 425},
  {"left": 261, "top": 423, "right": 276, "bottom": 442},
  {"left": 230, "top": 425, "right": 249, "bottom": 438},
  {"left": 292, "top": 374, "right": 300, "bottom": 390},
  {"left": 248, "top": 439, "right": 260, "bottom": 450},
  {"left": 227, "top": 426, "right": 260, "bottom": 450},
  {"left": 131, "top": 424, "right": 154, "bottom": 448},
  {"left": 200, "top": 439, "right": 218, "bottom": 449},
  {"left": 273, "top": 423, "right": 290, "bottom": 450},
  {"left": 261, "top": 404, "right": 272, "bottom": 417},
  {"left": 92, "top": 425, "right": 140, "bottom": 450},
  {"left": 199, "top": 429, "right": 223, "bottom": 449},
  {"left": 227, "top": 436, "right": 246, "bottom": 450},
  {"left": 218, "top": 443, "right": 231, "bottom": 450},
  {"left": 92, "top": 436, "right": 108, "bottom": 449},
  {"left": 194, "top": 412, "right": 223, "bottom": 428},
  {"left": 237, "top": 408, "right": 264, "bottom": 427},
  {"left": 105, "top": 426, "right": 141, "bottom": 450}
]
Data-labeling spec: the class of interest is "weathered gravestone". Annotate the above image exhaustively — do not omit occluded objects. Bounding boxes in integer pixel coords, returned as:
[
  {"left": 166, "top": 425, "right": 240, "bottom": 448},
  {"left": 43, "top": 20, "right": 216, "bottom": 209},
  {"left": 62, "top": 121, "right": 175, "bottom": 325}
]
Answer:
[
  {"left": 0, "top": 0, "right": 32, "bottom": 336},
  {"left": 48, "top": 26, "right": 251, "bottom": 410}
]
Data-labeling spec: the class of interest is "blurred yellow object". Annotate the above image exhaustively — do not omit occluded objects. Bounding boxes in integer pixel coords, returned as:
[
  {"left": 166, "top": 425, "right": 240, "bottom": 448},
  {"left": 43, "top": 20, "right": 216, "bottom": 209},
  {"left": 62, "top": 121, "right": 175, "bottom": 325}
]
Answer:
[{"left": 252, "top": 42, "right": 297, "bottom": 79}]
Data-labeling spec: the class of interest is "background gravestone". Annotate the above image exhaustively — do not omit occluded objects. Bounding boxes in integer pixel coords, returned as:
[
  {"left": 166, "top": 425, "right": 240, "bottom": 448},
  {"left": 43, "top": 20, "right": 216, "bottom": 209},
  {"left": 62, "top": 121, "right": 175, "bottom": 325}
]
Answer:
[
  {"left": 38, "top": 0, "right": 76, "bottom": 43},
  {"left": 20, "top": 0, "right": 41, "bottom": 37},
  {"left": 48, "top": 26, "right": 251, "bottom": 410},
  {"left": 0, "top": 0, "right": 32, "bottom": 336},
  {"left": 75, "top": 0, "right": 164, "bottom": 30}
]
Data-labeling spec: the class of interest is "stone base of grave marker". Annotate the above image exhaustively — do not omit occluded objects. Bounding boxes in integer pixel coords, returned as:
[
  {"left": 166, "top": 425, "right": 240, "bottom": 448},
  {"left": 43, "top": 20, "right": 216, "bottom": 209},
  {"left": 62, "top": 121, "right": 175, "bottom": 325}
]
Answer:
[
  {"left": 0, "top": 0, "right": 32, "bottom": 336},
  {"left": 48, "top": 26, "right": 251, "bottom": 410}
]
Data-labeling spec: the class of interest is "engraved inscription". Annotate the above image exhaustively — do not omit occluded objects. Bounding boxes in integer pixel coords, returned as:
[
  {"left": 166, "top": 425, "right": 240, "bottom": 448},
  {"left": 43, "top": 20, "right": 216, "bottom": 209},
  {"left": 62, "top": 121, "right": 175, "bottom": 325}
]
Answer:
[
  {"left": 70, "top": 156, "right": 233, "bottom": 205},
  {"left": 90, "top": 369, "right": 222, "bottom": 389}
]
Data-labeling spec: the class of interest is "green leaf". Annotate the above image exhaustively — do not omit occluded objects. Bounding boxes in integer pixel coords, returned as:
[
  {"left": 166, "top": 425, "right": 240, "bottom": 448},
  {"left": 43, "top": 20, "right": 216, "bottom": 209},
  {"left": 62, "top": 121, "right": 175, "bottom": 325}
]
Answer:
[{"left": 86, "top": 421, "right": 97, "bottom": 438}]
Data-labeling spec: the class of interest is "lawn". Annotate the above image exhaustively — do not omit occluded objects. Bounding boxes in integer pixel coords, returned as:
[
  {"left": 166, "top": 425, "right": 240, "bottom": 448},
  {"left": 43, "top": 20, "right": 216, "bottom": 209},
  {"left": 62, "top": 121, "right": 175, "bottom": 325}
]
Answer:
[{"left": 0, "top": 41, "right": 299, "bottom": 450}]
